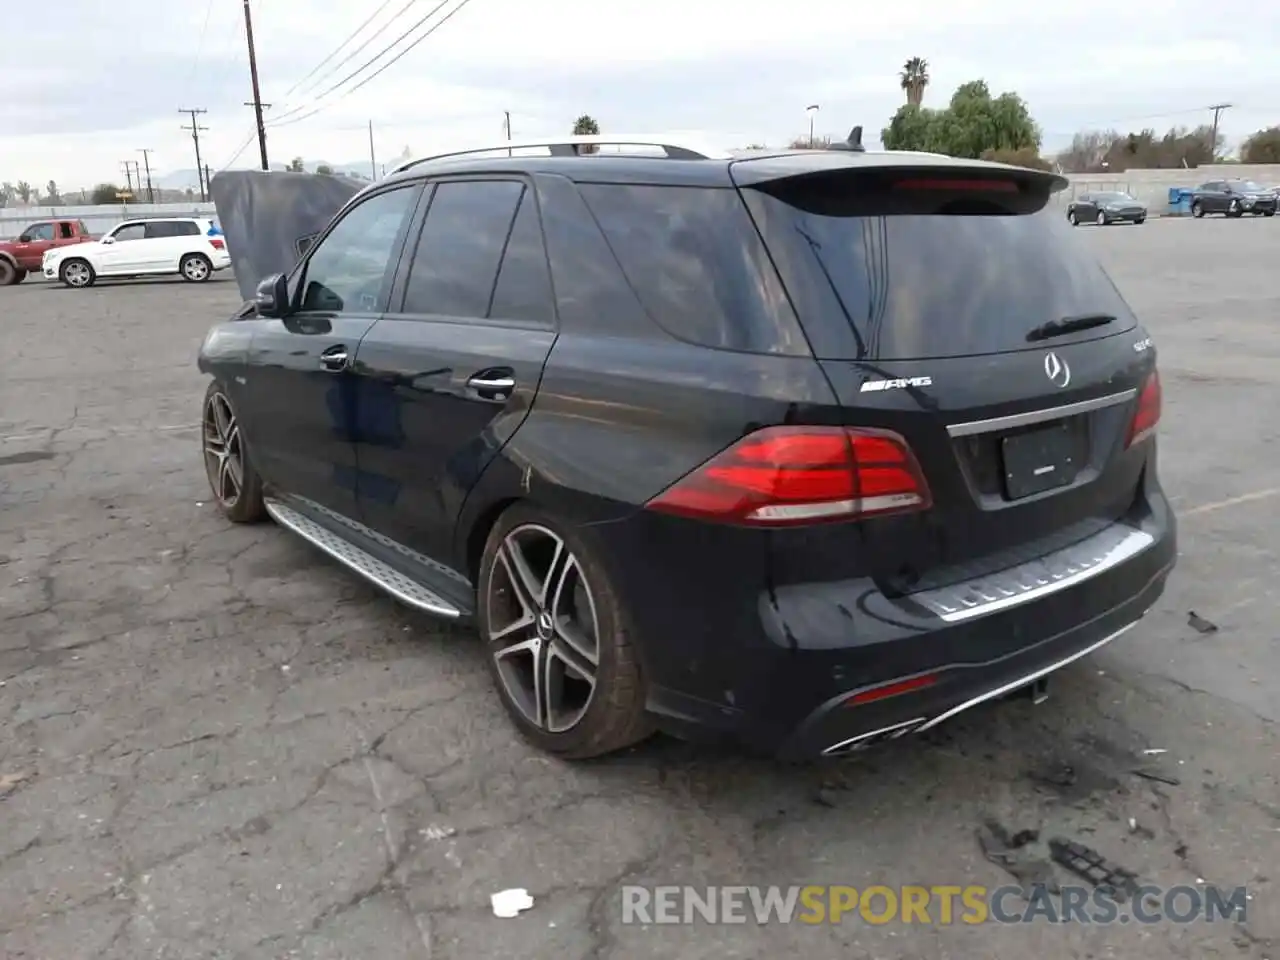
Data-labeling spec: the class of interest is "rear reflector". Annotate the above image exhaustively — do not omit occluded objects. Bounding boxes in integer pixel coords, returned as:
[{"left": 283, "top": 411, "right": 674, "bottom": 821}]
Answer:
[
  {"left": 1125, "top": 369, "right": 1161, "bottom": 447},
  {"left": 646, "top": 425, "right": 931, "bottom": 527},
  {"left": 845, "top": 672, "right": 939, "bottom": 706}
]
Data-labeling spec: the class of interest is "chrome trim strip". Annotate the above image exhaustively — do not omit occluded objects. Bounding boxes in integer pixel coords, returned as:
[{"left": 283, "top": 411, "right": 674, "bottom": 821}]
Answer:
[
  {"left": 915, "top": 620, "right": 1139, "bottom": 731},
  {"left": 822, "top": 717, "right": 927, "bottom": 756},
  {"left": 946, "top": 389, "right": 1137, "bottom": 438},
  {"left": 909, "top": 525, "right": 1155, "bottom": 623}
]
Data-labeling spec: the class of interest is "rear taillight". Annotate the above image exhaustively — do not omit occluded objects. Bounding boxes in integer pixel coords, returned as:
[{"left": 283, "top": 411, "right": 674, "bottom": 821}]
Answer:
[
  {"left": 646, "top": 426, "right": 931, "bottom": 527},
  {"left": 209, "top": 237, "right": 226, "bottom": 250},
  {"left": 1125, "top": 369, "right": 1161, "bottom": 448}
]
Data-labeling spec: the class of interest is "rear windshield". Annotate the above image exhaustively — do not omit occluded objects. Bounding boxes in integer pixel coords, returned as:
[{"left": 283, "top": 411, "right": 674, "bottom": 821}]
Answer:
[{"left": 742, "top": 184, "right": 1138, "bottom": 361}]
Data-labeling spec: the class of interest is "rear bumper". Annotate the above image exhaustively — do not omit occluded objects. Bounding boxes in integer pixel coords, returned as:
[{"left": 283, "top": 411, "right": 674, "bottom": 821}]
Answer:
[{"left": 602, "top": 470, "right": 1176, "bottom": 760}]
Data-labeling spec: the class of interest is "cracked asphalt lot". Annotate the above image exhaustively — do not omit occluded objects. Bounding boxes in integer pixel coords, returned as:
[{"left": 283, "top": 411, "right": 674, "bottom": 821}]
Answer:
[{"left": 2, "top": 221, "right": 1278, "bottom": 960}]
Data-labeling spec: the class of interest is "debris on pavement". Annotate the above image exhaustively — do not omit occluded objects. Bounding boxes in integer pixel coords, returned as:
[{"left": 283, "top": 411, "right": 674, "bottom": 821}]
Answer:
[
  {"left": 1187, "top": 611, "right": 1218, "bottom": 634},
  {"left": 976, "top": 818, "right": 1059, "bottom": 897},
  {"left": 1142, "top": 748, "right": 1168, "bottom": 756},
  {"left": 1127, "top": 817, "right": 1156, "bottom": 840},
  {"left": 491, "top": 888, "right": 534, "bottom": 918},
  {"left": 0, "top": 770, "right": 34, "bottom": 795},
  {"left": 1048, "top": 838, "right": 1142, "bottom": 901},
  {"left": 1131, "top": 768, "right": 1181, "bottom": 786}
]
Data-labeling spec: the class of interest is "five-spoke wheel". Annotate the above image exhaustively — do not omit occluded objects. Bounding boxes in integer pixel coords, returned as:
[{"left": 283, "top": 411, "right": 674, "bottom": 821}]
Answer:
[
  {"left": 201, "top": 381, "right": 264, "bottom": 522},
  {"left": 479, "top": 508, "right": 652, "bottom": 758}
]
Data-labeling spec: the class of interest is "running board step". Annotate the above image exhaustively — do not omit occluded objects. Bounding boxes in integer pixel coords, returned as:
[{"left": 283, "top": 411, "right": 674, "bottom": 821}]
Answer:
[{"left": 264, "top": 498, "right": 462, "bottom": 619}]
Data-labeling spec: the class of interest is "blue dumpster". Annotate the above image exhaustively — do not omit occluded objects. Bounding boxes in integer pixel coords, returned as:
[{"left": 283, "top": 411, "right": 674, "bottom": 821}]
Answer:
[{"left": 1167, "top": 187, "right": 1194, "bottom": 216}]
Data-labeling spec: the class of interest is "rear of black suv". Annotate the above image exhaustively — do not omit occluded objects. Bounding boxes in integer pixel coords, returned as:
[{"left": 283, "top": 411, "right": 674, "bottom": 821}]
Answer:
[{"left": 550, "top": 152, "right": 1175, "bottom": 758}]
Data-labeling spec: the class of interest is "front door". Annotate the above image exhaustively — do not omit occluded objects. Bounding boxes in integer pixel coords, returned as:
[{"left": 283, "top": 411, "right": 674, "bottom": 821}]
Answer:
[
  {"left": 352, "top": 177, "right": 558, "bottom": 569},
  {"left": 12, "top": 222, "right": 55, "bottom": 271},
  {"left": 98, "top": 222, "right": 148, "bottom": 274},
  {"left": 240, "top": 182, "right": 423, "bottom": 521}
]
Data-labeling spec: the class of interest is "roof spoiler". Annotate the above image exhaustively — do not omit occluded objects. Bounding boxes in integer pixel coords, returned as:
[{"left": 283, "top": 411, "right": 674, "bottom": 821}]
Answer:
[{"left": 825, "top": 126, "right": 865, "bottom": 153}]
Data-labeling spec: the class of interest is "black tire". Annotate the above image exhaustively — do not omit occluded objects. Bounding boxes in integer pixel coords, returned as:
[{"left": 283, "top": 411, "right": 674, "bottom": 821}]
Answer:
[
  {"left": 477, "top": 502, "right": 654, "bottom": 759},
  {"left": 1228, "top": 200, "right": 1242, "bottom": 218},
  {"left": 1265, "top": 210, "right": 1276, "bottom": 217},
  {"left": 0, "top": 259, "right": 16, "bottom": 285},
  {"left": 59, "top": 258, "right": 96, "bottom": 288},
  {"left": 1191, "top": 200, "right": 1204, "bottom": 218},
  {"left": 1134, "top": 218, "right": 1145, "bottom": 225},
  {"left": 1067, "top": 209, "right": 1079, "bottom": 226},
  {"left": 201, "top": 380, "right": 266, "bottom": 523},
  {"left": 1095, "top": 211, "right": 1107, "bottom": 226},
  {"left": 180, "top": 253, "right": 213, "bottom": 283}
]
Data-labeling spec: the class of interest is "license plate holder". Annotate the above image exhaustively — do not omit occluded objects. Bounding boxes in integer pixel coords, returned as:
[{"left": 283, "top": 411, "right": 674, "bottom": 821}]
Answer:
[{"left": 1001, "top": 423, "right": 1079, "bottom": 500}]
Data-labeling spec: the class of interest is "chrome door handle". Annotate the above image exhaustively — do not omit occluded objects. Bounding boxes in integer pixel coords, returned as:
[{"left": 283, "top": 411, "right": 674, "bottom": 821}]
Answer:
[
  {"left": 320, "top": 348, "right": 348, "bottom": 371},
  {"left": 467, "top": 375, "right": 515, "bottom": 392}
]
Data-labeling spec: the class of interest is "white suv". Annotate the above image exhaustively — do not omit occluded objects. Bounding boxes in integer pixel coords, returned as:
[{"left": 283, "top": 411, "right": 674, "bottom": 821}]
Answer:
[{"left": 43, "top": 217, "right": 232, "bottom": 288}]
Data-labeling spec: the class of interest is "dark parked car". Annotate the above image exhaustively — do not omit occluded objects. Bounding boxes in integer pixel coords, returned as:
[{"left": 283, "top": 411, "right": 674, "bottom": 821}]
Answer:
[
  {"left": 199, "top": 138, "right": 1175, "bottom": 761},
  {"left": 1190, "top": 179, "right": 1278, "bottom": 218},
  {"left": 1066, "top": 191, "right": 1147, "bottom": 226}
]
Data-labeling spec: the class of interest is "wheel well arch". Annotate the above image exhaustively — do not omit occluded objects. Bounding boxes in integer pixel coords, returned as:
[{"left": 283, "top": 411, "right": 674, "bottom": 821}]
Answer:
[
  {"left": 464, "top": 496, "right": 521, "bottom": 583},
  {"left": 0, "top": 251, "right": 16, "bottom": 268}
]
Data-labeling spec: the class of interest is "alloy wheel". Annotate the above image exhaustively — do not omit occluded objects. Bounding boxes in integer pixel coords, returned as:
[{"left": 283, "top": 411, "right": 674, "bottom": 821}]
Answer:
[
  {"left": 63, "top": 262, "right": 91, "bottom": 287},
  {"left": 486, "top": 524, "right": 600, "bottom": 734},
  {"left": 202, "top": 391, "right": 244, "bottom": 508},
  {"left": 1095, "top": 211, "right": 1106, "bottom": 225},
  {"left": 184, "top": 257, "right": 210, "bottom": 281}
]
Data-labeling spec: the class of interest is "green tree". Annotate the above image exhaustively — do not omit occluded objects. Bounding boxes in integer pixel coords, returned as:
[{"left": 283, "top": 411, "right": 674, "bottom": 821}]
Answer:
[
  {"left": 881, "top": 79, "right": 1040, "bottom": 161},
  {"left": 287, "top": 157, "right": 305, "bottom": 172},
  {"left": 45, "top": 180, "right": 61, "bottom": 204},
  {"left": 16, "top": 180, "right": 33, "bottom": 203},
  {"left": 316, "top": 164, "right": 334, "bottom": 175},
  {"left": 900, "top": 57, "right": 929, "bottom": 107},
  {"left": 0, "top": 182, "right": 12, "bottom": 207},
  {"left": 1241, "top": 126, "right": 1280, "bottom": 163},
  {"left": 572, "top": 114, "right": 599, "bottom": 135},
  {"left": 787, "top": 135, "right": 832, "bottom": 149},
  {"left": 91, "top": 183, "right": 124, "bottom": 204}
]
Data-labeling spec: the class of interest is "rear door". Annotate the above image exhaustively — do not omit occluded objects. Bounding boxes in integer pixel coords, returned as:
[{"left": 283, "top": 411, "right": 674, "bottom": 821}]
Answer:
[
  {"left": 732, "top": 158, "right": 1155, "bottom": 585},
  {"left": 351, "top": 176, "right": 558, "bottom": 567}
]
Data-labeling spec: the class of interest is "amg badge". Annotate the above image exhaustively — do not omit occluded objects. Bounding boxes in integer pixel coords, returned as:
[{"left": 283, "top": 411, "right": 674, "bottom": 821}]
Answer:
[{"left": 861, "top": 376, "right": 932, "bottom": 393}]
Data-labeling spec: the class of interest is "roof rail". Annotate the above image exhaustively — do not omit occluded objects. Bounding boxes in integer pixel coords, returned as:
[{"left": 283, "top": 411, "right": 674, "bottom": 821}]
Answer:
[{"left": 390, "top": 134, "right": 731, "bottom": 174}]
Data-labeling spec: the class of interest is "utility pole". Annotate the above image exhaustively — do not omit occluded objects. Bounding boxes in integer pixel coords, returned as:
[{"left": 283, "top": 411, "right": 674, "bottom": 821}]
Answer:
[
  {"left": 1208, "top": 103, "right": 1231, "bottom": 162},
  {"left": 368, "top": 120, "right": 378, "bottom": 180},
  {"left": 807, "top": 104, "right": 820, "bottom": 148},
  {"left": 120, "top": 161, "right": 135, "bottom": 195},
  {"left": 243, "top": 0, "right": 270, "bottom": 170},
  {"left": 179, "top": 108, "right": 209, "bottom": 201},
  {"left": 138, "top": 149, "right": 155, "bottom": 203},
  {"left": 204, "top": 165, "right": 212, "bottom": 200},
  {"left": 504, "top": 111, "right": 512, "bottom": 156}
]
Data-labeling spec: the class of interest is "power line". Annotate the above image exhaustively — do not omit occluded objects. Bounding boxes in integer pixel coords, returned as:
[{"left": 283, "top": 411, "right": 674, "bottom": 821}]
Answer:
[
  {"left": 183, "top": 0, "right": 216, "bottom": 99},
  {"left": 266, "top": 0, "right": 449, "bottom": 126},
  {"left": 269, "top": 0, "right": 478, "bottom": 130},
  {"left": 278, "top": 0, "right": 407, "bottom": 102}
]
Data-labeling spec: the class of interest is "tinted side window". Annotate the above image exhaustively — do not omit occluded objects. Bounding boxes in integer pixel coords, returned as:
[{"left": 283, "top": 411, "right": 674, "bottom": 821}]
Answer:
[
  {"left": 26, "top": 223, "right": 55, "bottom": 241},
  {"left": 489, "top": 192, "right": 555, "bottom": 325},
  {"left": 300, "top": 186, "right": 417, "bottom": 313},
  {"left": 144, "top": 221, "right": 176, "bottom": 239},
  {"left": 401, "top": 180, "right": 523, "bottom": 317},
  {"left": 112, "top": 224, "right": 146, "bottom": 242},
  {"left": 578, "top": 184, "right": 808, "bottom": 355}
]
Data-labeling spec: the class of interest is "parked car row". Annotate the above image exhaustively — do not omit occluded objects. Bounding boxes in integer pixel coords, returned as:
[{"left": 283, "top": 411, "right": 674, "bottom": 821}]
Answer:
[
  {"left": 1066, "top": 178, "right": 1280, "bottom": 227},
  {"left": 0, "top": 216, "right": 232, "bottom": 287}
]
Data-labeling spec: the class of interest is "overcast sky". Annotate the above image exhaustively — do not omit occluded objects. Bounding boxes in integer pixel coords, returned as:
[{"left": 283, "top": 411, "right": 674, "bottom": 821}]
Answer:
[{"left": 4, "top": 0, "right": 1280, "bottom": 190}]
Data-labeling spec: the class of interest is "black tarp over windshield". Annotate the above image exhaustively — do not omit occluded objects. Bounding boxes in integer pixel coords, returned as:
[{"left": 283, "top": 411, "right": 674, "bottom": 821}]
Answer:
[{"left": 209, "top": 170, "right": 363, "bottom": 301}]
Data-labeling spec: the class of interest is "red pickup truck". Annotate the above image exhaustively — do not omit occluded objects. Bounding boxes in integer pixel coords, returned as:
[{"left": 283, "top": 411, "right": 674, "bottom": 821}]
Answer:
[{"left": 0, "top": 218, "right": 95, "bottom": 285}]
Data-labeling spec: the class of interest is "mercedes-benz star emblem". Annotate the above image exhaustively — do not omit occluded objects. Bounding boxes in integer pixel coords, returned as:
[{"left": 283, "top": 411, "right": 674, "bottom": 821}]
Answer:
[
  {"left": 1043, "top": 352, "right": 1071, "bottom": 389},
  {"left": 536, "top": 610, "right": 554, "bottom": 639}
]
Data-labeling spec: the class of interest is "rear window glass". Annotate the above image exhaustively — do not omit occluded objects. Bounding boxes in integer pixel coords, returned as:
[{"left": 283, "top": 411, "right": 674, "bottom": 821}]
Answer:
[
  {"left": 578, "top": 184, "right": 809, "bottom": 356},
  {"left": 742, "top": 187, "right": 1137, "bottom": 361}
]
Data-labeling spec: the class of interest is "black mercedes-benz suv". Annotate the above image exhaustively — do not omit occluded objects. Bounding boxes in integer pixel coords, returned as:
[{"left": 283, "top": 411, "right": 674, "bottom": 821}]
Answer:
[{"left": 200, "top": 134, "right": 1175, "bottom": 761}]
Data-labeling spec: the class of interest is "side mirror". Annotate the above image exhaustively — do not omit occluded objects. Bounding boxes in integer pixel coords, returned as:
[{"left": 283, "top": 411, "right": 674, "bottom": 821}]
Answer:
[
  {"left": 254, "top": 273, "right": 289, "bottom": 318},
  {"left": 101, "top": 236, "right": 115, "bottom": 244}
]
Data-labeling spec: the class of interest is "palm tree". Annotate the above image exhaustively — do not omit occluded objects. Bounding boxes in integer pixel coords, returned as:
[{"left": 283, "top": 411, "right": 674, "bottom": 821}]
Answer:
[
  {"left": 16, "top": 180, "right": 33, "bottom": 203},
  {"left": 900, "top": 57, "right": 930, "bottom": 107}
]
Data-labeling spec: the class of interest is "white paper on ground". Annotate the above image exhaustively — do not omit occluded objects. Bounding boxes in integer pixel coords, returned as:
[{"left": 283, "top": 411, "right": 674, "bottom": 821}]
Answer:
[{"left": 491, "top": 888, "right": 534, "bottom": 918}]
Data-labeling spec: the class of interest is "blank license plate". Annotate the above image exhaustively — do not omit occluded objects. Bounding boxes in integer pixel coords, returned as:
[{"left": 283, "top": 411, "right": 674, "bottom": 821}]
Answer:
[{"left": 1002, "top": 424, "right": 1078, "bottom": 500}]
